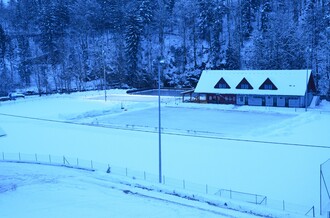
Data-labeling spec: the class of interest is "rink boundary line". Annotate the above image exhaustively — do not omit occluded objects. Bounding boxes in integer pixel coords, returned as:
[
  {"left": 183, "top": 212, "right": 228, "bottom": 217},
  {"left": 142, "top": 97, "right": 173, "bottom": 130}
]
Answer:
[{"left": 1, "top": 112, "right": 329, "bottom": 149}]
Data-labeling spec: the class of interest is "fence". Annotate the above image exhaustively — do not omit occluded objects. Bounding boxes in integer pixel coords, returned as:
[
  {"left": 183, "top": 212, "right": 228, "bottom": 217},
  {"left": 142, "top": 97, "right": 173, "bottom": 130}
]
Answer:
[
  {"left": 215, "top": 189, "right": 267, "bottom": 205},
  {"left": 321, "top": 158, "right": 330, "bottom": 216},
  {"left": 0, "top": 151, "right": 315, "bottom": 216}
]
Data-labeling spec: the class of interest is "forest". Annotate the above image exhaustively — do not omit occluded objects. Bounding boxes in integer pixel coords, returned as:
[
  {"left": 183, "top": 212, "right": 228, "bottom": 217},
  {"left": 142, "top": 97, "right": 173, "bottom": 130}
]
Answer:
[{"left": 0, "top": 0, "right": 329, "bottom": 96}]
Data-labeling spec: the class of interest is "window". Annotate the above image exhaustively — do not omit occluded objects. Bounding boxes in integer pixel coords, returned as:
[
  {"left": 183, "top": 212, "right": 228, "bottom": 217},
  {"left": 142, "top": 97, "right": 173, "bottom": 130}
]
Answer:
[
  {"left": 219, "top": 83, "right": 228, "bottom": 88},
  {"left": 259, "top": 78, "right": 278, "bottom": 90},
  {"left": 241, "top": 84, "right": 249, "bottom": 89},
  {"left": 236, "top": 78, "right": 253, "bottom": 89},
  {"left": 214, "top": 78, "right": 231, "bottom": 89},
  {"left": 264, "top": 84, "right": 273, "bottom": 90}
]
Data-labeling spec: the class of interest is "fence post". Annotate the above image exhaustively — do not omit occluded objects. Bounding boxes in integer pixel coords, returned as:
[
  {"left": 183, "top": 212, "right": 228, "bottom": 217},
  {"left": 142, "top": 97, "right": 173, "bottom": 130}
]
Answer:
[
  {"left": 305, "top": 206, "right": 315, "bottom": 217},
  {"left": 2, "top": 152, "right": 4, "bottom": 160},
  {"left": 77, "top": 158, "right": 79, "bottom": 166},
  {"left": 206, "top": 184, "right": 208, "bottom": 194},
  {"left": 63, "top": 156, "right": 70, "bottom": 165},
  {"left": 255, "top": 195, "right": 258, "bottom": 204},
  {"left": 321, "top": 164, "right": 322, "bottom": 216},
  {"left": 230, "top": 189, "right": 232, "bottom": 199},
  {"left": 106, "top": 164, "right": 111, "bottom": 173},
  {"left": 144, "top": 171, "right": 146, "bottom": 180},
  {"left": 90, "top": 160, "right": 93, "bottom": 169},
  {"left": 320, "top": 164, "right": 323, "bottom": 215},
  {"left": 283, "top": 200, "right": 285, "bottom": 211},
  {"left": 163, "top": 175, "right": 165, "bottom": 184},
  {"left": 49, "top": 155, "right": 51, "bottom": 163},
  {"left": 126, "top": 168, "right": 128, "bottom": 176},
  {"left": 183, "top": 180, "right": 185, "bottom": 189},
  {"left": 19, "top": 153, "right": 21, "bottom": 161},
  {"left": 35, "top": 154, "right": 38, "bottom": 162}
]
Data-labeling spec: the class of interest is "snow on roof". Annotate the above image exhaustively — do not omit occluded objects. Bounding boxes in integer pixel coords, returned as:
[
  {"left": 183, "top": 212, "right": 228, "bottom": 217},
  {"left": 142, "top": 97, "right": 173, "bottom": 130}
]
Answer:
[{"left": 194, "top": 70, "right": 312, "bottom": 96}]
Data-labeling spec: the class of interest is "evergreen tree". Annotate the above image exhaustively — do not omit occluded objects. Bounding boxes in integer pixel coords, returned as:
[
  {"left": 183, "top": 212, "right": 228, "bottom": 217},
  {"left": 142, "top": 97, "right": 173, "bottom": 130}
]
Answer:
[
  {"left": 94, "top": 0, "right": 126, "bottom": 32},
  {"left": 38, "top": 1, "right": 69, "bottom": 64},
  {"left": 0, "top": 24, "right": 10, "bottom": 93},
  {"left": 138, "top": 0, "right": 154, "bottom": 25},
  {"left": 226, "top": 39, "right": 240, "bottom": 70},
  {"left": 198, "top": 0, "right": 228, "bottom": 68},
  {"left": 125, "top": 14, "right": 143, "bottom": 86},
  {"left": 0, "top": 24, "right": 6, "bottom": 60},
  {"left": 325, "top": 0, "right": 330, "bottom": 30},
  {"left": 260, "top": 1, "right": 272, "bottom": 33},
  {"left": 198, "top": 0, "right": 214, "bottom": 42},
  {"left": 165, "top": 0, "right": 176, "bottom": 14},
  {"left": 241, "top": 0, "right": 253, "bottom": 39},
  {"left": 0, "top": 0, "right": 330, "bottom": 95},
  {"left": 210, "top": 0, "right": 228, "bottom": 68},
  {"left": 17, "top": 36, "right": 32, "bottom": 86}
]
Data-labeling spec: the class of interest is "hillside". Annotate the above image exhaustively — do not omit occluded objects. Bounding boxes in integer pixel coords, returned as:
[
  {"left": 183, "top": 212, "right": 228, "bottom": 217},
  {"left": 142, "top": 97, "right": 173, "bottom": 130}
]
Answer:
[{"left": 0, "top": 0, "right": 329, "bottom": 96}]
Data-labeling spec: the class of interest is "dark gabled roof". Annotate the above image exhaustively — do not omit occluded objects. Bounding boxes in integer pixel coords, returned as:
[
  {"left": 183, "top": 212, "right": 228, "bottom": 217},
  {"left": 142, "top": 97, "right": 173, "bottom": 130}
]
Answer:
[
  {"left": 236, "top": 77, "right": 253, "bottom": 89},
  {"left": 259, "top": 78, "right": 278, "bottom": 90},
  {"left": 214, "top": 78, "right": 230, "bottom": 89}
]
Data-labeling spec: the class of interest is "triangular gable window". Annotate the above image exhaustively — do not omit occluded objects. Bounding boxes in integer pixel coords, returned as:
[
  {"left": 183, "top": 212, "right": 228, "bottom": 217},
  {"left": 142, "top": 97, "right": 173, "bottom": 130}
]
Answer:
[
  {"left": 236, "top": 77, "right": 253, "bottom": 89},
  {"left": 214, "top": 77, "right": 230, "bottom": 89},
  {"left": 259, "top": 78, "right": 278, "bottom": 90}
]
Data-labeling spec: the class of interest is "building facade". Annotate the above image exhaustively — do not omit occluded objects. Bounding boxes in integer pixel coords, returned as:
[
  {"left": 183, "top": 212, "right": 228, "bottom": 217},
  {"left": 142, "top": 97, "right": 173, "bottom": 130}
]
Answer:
[{"left": 194, "top": 70, "right": 316, "bottom": 108}]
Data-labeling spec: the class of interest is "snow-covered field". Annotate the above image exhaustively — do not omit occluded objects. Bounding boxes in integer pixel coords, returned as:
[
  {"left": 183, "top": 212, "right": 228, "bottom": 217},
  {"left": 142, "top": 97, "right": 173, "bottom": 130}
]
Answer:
[
  {"left": 1, "top": 162, "right": 268, "bottom": 218},
  {"left": 0, "top": 90, "right": 329, "bottom": 217}
]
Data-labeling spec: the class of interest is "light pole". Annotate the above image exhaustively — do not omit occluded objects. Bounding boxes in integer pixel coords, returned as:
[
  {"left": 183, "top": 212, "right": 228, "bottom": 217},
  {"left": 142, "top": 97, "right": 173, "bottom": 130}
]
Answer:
[
  {"left": 103, "top": 58, "right": 107, "bottom": 102},
  {"left": 102, "top": 41, "right": 107, "bottom": 102},
  {"left": 158, "top": 59, "right": 165, "bottom": 184},
  {"left": 305, "top": 48, "right": 311, "bottom": 111},
  {"left": 305, "top": 70, "right": 308, "bottom": 112}
]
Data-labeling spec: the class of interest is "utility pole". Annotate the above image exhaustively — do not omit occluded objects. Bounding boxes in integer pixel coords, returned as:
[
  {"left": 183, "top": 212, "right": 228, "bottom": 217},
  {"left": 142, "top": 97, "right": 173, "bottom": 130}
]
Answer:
[
  {"left": 102, "top": 39, "right": 107, "bottom": 102},
  {"left": 158, "top": 59, "right": 165, "bottom": 183}
]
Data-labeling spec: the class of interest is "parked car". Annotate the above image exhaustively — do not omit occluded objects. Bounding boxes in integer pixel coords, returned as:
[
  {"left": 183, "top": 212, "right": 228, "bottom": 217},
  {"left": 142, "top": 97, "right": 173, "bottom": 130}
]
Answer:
[
  {"left": 9, "top": 92, "right": 25, "bottom": 100},
  {"left": 0, "top": 96, "right": 10, "bottom": 102},
  {"left": 24, "top": 90, "right": 38, "bottom": 96}
]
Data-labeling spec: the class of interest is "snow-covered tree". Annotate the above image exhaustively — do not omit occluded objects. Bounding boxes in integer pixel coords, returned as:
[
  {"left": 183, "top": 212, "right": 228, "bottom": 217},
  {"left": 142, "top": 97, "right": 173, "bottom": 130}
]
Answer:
[
  {"left": 241, "top": 0, "right": 254, "bottom": 40},
  {"left": 0, "top": 0, "right": 329, "bottom": 95}
]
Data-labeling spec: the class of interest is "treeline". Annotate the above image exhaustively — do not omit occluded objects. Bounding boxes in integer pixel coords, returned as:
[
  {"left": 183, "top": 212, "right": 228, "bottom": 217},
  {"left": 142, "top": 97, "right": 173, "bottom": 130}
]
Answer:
[{"left": 0, "top": 0, "right": 329, "bottom": 95}]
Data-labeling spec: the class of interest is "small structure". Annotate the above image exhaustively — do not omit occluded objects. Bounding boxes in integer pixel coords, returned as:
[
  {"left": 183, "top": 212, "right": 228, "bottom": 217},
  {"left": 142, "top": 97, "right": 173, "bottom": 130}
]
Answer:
[{"left": 193, "top": 70, "right": 316, "bottom": 108}]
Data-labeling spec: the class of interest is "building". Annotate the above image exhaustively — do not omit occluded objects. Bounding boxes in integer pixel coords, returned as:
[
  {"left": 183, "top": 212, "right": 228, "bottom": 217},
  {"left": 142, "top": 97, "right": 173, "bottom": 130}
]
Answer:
[{"left": 193, "top": 70, "right": 316, "bottom": 108}]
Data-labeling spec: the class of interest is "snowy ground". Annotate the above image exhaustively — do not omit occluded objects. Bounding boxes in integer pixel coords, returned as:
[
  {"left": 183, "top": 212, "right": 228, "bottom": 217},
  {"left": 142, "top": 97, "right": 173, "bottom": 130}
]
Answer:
[
  {"left": 1, "top": 162, "right": 268, "bottom": 218},
  {"left": 0, "top": 90, "right": 329, "bottom": 217}
]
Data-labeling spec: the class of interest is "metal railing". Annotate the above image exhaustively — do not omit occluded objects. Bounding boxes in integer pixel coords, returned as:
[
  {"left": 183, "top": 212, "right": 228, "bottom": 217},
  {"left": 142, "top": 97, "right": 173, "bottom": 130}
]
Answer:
[
  {"left": 0, "top": 151, "right": 315, "bottom": 216},
  {"left": 321, "top": 158, "right": 330, "bottom": 216},
  {"left": 215, "top": 189, "right": 267, "bottom": 205}
]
